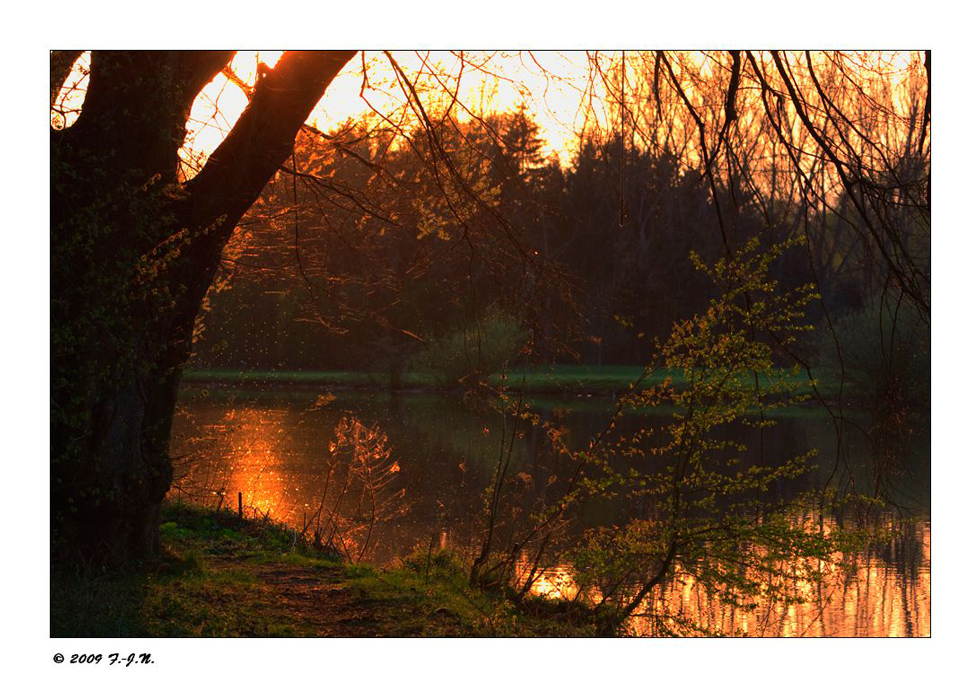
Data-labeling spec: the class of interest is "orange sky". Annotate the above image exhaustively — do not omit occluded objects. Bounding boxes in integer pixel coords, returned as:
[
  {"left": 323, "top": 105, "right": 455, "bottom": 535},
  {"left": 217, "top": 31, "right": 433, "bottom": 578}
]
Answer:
[
  {"left": 52, "top": 50, "right": 925, "bottom": 180},
  {"left": 191, "top": 51, "right": 602, "bottom": 170},
  {"left": 52, "top": 51, "right": 605, "bottom": 174}
]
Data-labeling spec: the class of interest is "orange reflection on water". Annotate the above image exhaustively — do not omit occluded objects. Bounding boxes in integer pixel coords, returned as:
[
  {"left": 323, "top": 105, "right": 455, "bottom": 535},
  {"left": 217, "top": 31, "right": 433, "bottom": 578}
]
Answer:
[
  {"left": 517, "top": 520, "right": 929, "bottom": 637},
  {"left": 170, "top": 405, "right": 406, "bottom": 561},
  {"left": 171, "top": 406, "right": 300, "bottom": 521},
  {"left": 171, "top": 400, "right": 929, "bottom": 637}
]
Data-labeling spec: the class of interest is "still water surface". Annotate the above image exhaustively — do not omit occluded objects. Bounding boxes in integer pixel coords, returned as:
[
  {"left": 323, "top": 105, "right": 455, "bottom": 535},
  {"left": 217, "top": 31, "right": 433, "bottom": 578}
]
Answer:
[{"left": 169, "top": 387, "right": 929, "bottom": 636}]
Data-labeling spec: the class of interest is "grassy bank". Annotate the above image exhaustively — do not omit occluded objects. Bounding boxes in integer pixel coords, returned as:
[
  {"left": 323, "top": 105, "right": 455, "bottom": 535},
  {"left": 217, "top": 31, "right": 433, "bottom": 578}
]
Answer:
[
  {"left": 51, "top": 501, "right": 601, "bottom": 637},
  {"left": 182, "top": 364, "right": 822, "bottom": 397}
]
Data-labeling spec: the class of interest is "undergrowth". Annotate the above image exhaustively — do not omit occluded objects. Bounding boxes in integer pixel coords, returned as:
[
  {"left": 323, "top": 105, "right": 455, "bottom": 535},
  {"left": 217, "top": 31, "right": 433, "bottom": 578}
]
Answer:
[{"left": 51, "top": 501, "right": 601, "bottom": 637}]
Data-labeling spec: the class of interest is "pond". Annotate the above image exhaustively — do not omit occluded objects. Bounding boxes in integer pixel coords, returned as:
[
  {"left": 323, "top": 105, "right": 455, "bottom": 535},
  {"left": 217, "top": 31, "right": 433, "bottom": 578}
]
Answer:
[{"left": 169, "top": 385, "right": 930, "bottom": 637}]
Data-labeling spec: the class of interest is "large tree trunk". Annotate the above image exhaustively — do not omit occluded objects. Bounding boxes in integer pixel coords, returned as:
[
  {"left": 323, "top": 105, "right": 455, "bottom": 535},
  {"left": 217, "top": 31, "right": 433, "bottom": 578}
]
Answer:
[{"left": 51, "top": 50, "right": 356, "bottom": 567}]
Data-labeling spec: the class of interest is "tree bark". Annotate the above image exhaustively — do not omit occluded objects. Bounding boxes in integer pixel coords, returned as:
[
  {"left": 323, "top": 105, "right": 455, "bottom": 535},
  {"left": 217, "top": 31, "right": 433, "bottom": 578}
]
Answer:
[{"left": 51, "top": 50, "right": 357, "bottom": 567}]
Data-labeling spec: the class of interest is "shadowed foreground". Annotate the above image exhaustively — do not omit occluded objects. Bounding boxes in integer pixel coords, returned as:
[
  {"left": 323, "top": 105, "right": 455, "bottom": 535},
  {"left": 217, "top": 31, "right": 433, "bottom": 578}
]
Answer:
[{"left": 51, "top": 502, "right": 601, "bottom": 637}]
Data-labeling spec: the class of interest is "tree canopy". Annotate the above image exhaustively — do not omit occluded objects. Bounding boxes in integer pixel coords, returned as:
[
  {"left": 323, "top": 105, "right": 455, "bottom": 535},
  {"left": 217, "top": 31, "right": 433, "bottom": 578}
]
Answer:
[{"left": 50, "top": 50, "right": 929, "bottom": 586}]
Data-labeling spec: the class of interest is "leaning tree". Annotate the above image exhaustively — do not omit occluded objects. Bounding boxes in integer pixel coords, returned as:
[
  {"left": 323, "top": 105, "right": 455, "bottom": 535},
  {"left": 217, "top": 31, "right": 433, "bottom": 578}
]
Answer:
[{"left": 51, "top": 50, "right": 356, "bottom": 565}]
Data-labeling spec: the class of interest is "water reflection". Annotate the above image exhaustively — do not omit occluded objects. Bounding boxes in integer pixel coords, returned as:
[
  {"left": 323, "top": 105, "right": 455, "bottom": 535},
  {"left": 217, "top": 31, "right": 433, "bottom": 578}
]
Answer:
[
  {"left": 518, "top": 518, "right": 930, "bottom": 636},
  {"left": 169, "top": 388, "right": 929, "bottom": 636},
  {"left": 172, "top": 405, "right": 299, "bottom": 519}
]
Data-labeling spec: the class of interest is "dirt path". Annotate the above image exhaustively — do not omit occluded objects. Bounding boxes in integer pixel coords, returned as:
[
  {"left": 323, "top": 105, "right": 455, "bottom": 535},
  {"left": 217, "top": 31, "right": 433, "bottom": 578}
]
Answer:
[{"left": 207, "top": 557, "right": 397, "bottom": 636}]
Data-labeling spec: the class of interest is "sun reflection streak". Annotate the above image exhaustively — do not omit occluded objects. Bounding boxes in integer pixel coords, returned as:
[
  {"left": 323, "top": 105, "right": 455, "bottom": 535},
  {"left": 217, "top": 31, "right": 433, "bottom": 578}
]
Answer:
[
  {"left": 170, "top": 395, "right": 929, "bottom": 636},
  {"left": 170, "top": 402, "right": 407, "bottom": 561},
  {"left": 512, "top": 516, "right": 929, "bottom": 637}
]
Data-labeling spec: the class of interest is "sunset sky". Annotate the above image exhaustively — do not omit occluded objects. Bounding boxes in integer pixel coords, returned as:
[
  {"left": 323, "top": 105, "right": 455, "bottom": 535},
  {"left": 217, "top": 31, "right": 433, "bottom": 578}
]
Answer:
[
  {"left": 20, "top": 0, "right": 977, "bottom": 666},
  {"left": 54, "top": 50, "right": 610, "bottom": 173},
  {"left": 52, "top": 50, "right": 926, "bottom": 183}
]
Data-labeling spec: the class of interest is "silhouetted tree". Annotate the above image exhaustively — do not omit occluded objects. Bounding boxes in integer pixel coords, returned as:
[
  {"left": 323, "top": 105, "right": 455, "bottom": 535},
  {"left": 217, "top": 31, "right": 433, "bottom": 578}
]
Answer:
[{"left": 51, "top": 50, "right": 355, "bottom": 565}]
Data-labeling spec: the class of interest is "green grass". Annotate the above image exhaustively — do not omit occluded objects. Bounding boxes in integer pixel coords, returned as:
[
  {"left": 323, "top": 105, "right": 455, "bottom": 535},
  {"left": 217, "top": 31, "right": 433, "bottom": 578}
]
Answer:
[
  {"left": 51, "top": 505, "right": 337, "bottom": 637},
  {"left": 182, "top": 368, "right": 439, "bottom": 387},
  {"left": 51, "top": 501, "right": 601, "bottom": 637},
  {"left": 182, "top": 364, "right": 824, "bottom": 397},
  {"left": 342, "top": 549, "right": 602, "bottom": 637}
]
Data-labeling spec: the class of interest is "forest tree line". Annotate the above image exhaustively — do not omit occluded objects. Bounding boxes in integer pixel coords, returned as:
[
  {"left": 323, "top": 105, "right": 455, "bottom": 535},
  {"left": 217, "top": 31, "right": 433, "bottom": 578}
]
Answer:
[{"left": 191, "top": 93, "right": 928, "bottom": 408}]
